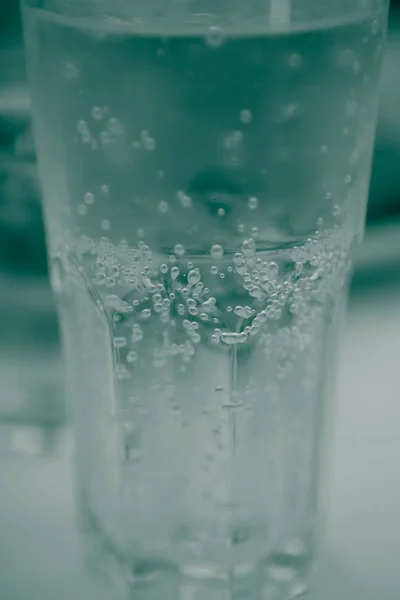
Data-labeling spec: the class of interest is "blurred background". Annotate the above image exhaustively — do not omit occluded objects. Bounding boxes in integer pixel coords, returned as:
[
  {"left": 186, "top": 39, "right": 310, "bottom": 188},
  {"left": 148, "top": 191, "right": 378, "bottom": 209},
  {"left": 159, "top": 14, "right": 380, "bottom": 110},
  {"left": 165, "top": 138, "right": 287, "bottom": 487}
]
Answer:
[{"left": 0, "top": 1, "right": 399, "bottom": 599}]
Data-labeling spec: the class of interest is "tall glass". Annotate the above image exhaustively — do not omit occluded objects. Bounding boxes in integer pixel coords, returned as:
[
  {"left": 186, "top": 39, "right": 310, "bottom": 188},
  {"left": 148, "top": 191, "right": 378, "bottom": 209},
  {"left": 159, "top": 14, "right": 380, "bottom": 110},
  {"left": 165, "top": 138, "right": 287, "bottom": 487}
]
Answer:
[{"left": 22, "top": 1, "right": 389, "bottom": 598}]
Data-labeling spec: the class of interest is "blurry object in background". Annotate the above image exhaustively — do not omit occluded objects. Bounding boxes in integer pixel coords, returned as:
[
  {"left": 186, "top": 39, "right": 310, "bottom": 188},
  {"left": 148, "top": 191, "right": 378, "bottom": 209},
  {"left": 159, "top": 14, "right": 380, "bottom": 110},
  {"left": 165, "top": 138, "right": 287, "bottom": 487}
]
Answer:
[
  {"left": 0, "top": 1, "right": 64, "bottom": 456},
  {"left": 0, "top": 157, "right": 47, "bottom": 276},
  {"left": 369, "top": 8, "right": 400, "bottom": 222}
]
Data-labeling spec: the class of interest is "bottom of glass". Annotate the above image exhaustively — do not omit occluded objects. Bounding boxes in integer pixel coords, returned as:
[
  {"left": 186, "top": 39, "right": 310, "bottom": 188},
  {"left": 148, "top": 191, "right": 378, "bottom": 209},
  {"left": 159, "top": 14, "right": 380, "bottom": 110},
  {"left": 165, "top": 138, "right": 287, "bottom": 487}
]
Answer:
[{"left": 81, "top": 508, "right": 314, "bottom": 600}]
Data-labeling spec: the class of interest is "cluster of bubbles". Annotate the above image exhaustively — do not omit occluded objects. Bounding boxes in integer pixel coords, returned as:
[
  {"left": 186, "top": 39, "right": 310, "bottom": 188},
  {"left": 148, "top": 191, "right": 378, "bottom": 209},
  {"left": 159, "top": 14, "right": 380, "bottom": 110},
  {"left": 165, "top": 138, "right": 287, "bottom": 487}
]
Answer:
[{"left": 69, "top": 207, "right": 355, "bottom": 383}]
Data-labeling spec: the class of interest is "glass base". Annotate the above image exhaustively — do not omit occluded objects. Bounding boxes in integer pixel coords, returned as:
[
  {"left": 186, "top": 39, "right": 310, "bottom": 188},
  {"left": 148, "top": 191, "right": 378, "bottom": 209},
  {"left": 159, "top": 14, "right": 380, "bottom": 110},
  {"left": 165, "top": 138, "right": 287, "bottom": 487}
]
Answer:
[{"left": 82, "top": 511, "right": 312, "bottom": 600}]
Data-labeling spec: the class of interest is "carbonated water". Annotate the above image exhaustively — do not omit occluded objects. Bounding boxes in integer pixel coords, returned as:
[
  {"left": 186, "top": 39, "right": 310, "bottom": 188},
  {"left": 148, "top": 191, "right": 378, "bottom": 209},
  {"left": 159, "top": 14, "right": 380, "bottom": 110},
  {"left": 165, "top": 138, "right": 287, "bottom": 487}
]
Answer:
[{"left": 24, "top": 2, "right": 386, "bottom": 590}]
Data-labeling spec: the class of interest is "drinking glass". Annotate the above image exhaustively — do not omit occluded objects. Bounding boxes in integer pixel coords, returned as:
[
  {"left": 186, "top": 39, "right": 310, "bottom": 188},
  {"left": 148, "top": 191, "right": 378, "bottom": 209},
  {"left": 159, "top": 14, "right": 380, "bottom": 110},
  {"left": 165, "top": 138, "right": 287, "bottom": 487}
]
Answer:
[{"left": 22, "top": 1, "right": 389, "bottom": 598}]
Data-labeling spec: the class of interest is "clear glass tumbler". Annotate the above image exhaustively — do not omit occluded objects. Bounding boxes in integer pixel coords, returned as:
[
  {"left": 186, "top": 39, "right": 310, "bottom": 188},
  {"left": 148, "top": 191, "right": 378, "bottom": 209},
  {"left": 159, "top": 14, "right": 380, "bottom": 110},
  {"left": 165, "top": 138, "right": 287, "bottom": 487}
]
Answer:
[{"left": 22, "top": 1, "right": 389, "bottom": 598}]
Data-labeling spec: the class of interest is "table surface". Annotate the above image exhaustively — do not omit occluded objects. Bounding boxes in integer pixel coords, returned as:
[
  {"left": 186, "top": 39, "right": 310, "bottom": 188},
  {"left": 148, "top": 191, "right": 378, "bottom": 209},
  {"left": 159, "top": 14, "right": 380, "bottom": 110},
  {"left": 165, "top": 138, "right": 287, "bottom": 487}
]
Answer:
[{"left": 0, "top": 279, "right": 399, "bottom": 600}]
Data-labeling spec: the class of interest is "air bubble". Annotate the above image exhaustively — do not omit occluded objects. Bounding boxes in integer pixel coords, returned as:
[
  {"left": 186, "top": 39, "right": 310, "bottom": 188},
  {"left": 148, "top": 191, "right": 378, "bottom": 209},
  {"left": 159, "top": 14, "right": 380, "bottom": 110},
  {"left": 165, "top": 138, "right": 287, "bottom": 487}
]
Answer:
[
  {"left": 105, "top": 277, "right": 116, "bottom": 288},
  {"left": 64, "top": 62, "right": 79, "bottom": 79},
  {"left": 160, "top": 264, "right": 169, "bottom": 274},
  {"left": 175, "top": 190, "right": 190, "bottom": 209},
  {"left": 205, "top": 26, "right": 224, "bottom": 48},
  {"left": 108, "top": 117, "right": 123, "bottom": 136},
  {"left": 113, "top": 337, "right": 127, "bottom": 348},
  {"left": 78, "top": 204, "right": 87, "bottom": 216},
  {"left": 99, "top": 131, "right": 111, "bottom": 145},
  {"left": 105, "top": 295, "right": 133, "bottom": 313},
  {"left": 101, "top": 219, "right": 111, "bottom": 231},
  {"left": 127, "top": 351, "right": 138, "bottom": 363},
  {"left": 203, "top": 297, "right": 216, "bottom": 309},
  {"left": 217, "top": 207, "right": 226, "bottom": 217},
  {"left": 288, "top": 53, "right": 303, "bottom": 68},
  {"left": 171, "top": 266, "right": 180, "bottom": 280},
  {"left": 174, "top": 244, "right": 185, "bottom": 256},
  {"left": 77, "top": 120, "right": 89, "bottom": 134},
  {"left": 210, "top": 244, "right": 224, "bottom": 259},
  {"left": 132, "top": 324, "right": 144, "bottom": 343},
  {"left": 241, "top": 238, "right": 255, "bottom": 258},
  {"left": 248, "top": 196, "right": 259, "bottom": 210},
  {"left": 371, "top": 19, "right": 380, "bottom": 36},
  {"left": 221, "top": 332, "right": 248, "bottom": 345},
  {"left": 158, "top": 201, "right": 169, "bottom": 213},
  {"left": 144, "top": 136, "right": 156, "bottom": 151},
  {"left": 240, "top": 109, "right": 252, "bottom": 124},
  {"left": 91, "top": 106, "right": 104, "bottom": 120},
  {"left": 115, "top": 365, "right": 131, "bottom": 380},
  {"left": 84, "top": 192, "right": 95, "bottom": 205},
  {"left": 140, "top": 309, "right": 151, "bottom": 320},
  {"left": 266, "top": 262, "right": 279, "bottom": 281},
  {"left": 251, "top": 226, "right": 259, "bottom": 237},
  {"left": 210, "top": 266, "right": 219, "bottom": 275},
  {"left": 234, "top": 306, "right": 254, "bottom": 319},
  {"left": 188, "top": 268, "right": 201, "bottom": 285}
]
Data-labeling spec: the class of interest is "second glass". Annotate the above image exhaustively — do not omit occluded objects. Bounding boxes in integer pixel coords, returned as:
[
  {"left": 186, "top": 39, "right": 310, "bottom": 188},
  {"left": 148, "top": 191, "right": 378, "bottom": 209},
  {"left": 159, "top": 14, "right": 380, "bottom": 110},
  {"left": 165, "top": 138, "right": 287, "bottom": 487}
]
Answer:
[{"left": 22, "top": 0, "right": 389, "bottom": 598}]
